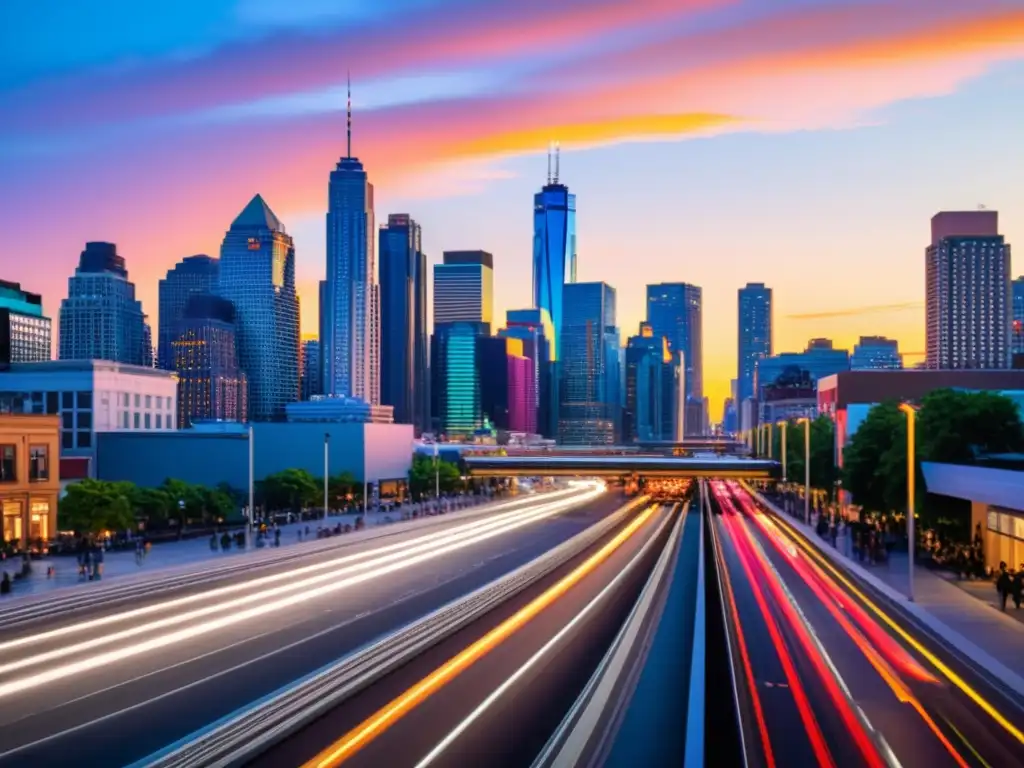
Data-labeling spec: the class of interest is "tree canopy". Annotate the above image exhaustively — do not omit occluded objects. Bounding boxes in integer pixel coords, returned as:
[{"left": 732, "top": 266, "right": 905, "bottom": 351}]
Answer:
[
  {"left": 408, "top": 454, "right": 461, "bottom": 499},
  {"left": 59, "top": 479, "right": 136, "bottom": 535},
  {"left": 770, "top": 415, "right": 837, "bottom": 493},
  {"left": 257, "top": 468, "right": 321, "bottom": 513}
]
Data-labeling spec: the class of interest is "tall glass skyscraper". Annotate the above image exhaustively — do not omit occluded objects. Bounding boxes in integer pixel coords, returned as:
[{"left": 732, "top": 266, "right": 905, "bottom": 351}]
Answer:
[
  {"left": 1013, "top": 276, "right": 1024, "bottom": 360},
  {"left": 218, "top": 195, "right": 299, "bottom": 421},
  {"left": 324, "top": 87, "right": 379, "bottom": 404},
  {"left": 301, "top": 339, "right": 322, "bottom": 401},
  {"left": 501, "top": 307, "right": 553, "bottom": 437},
  {"left": 158, "top": 254, "right": 219, "bottom": 371},
  {"left": 559, "top": 282, "right": 619, "bottom": 445},
  {"left": 379, "top": 214, "right": 428, "bottom": 432},
  {"left": 0, "top": 280, "right": 50, "bottom": 367},
  {"left": 623, "top": 323, "right": 675, "bottom": 443},
  {"left": 59, "top": 242, "right": 152, "bottom": 366},
  {"left": 647, "top": 283, "right": 702, "bottom": 430},
  {"left": 533, "top": 152, "right": 576, "bottom": 363},
  {"left": 172, "top": 294, "right": 247, "bottom": 427},
  {"left": 737, "top": 282, "right": 773, "bottom": 410}
]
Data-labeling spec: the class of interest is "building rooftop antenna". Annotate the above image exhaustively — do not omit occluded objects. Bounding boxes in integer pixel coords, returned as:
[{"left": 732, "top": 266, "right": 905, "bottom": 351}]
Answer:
[
  {"left": 546, "top": 143, "right": 553, "bottom": 185},
  {"left": 346, "top": 71, "right": 352, "bottom": 159},
  {"left": 554, "top": 142, "right": 561, "bottom": 184}
]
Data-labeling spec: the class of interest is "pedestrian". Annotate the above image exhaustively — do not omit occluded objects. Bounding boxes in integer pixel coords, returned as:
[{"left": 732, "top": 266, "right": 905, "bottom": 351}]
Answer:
[
  {"left": 1013, "top": 565, "right": 1024, "bottom": 610},
  {"left": 996, "top": 562, "right": 1012, "bottom": 611},
  {"left": 0, "top": 572, "right": 9, "bottom": 595}
]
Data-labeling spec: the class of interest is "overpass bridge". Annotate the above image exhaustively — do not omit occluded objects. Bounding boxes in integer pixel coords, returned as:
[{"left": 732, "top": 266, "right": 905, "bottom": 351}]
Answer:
[{"left": 463, "top": 454, "right": 779, "bottom": 479}]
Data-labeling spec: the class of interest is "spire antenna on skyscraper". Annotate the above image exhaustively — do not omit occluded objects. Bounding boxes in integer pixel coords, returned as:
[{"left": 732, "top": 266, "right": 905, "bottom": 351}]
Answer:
[
  {"left": 346, "top": 71, "right": 352, "bottom": 159},
  {"left": 546, "top": 143, "right": 553, "bottom": 185},
  {"left": 554, "top": 142, "right": 561, "bottom": 184}
]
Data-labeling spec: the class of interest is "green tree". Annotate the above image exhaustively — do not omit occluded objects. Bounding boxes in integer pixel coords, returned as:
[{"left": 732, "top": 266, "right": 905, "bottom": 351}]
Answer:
[
  {"left": 772, "top": 416, "right": 837, "bottom": 493},
  {"left": 259, "top": 468, "right": 320, "bottom": 513},
  {"left": 841, "top": 401, "right": 904, "bottom": 515},
  {"left": 59, "top": 479, "right": 136, "bottom": 535},
  {"left": 408, "top": 454, "right": 461, "bottom": 499},
  {"left": 917, "top": 389, "right": 1024, "bottom": 464},
  {"left": 131, "top": 485, "right": 175, "bottom": 526},
  {"left": 327, "top": 471, "right": 358, "bottom": 508}
]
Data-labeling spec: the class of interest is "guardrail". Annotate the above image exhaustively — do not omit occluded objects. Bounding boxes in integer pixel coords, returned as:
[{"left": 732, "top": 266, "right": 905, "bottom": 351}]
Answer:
[
  {"left": 132, "top": 495, "right": 652, "bottom": 768},
  {"left": 531, "top": 502, "right": 687, "bottom": 768},
  {"left": 683, "top": 483, "right": 707, "bottom": 768},
  {"left": 0, "top": 488, "right": 585, "bottom": 627}
]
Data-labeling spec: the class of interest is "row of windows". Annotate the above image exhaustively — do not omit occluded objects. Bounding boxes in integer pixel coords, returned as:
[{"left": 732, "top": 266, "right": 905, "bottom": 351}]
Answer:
[
  {"left": 0, "top": 444, "right": 50, "bottom": 482},
  {"left": 118, "top": 392, "right": 173, "bottom": 410},
  {"left": 119, "top": 411, "right": 174, "bottom": 430}
]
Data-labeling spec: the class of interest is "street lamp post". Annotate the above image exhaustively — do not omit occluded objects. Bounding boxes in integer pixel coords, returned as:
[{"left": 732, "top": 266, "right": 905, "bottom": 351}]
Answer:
[
  {"left": 766, "top": 423, "right": 773, "bottom": 459},
  {"left": 323, "top": 433, "right": 330, "bottom": 522},
  {"left": 778, "top": 420, "right": 788, "bottom": 483},
  {"left": 247, "top": 424, "right": 254, "bottom": 550},
  {"left": 434, "top": 442, "right": 440, "bottom": 501},
  {"left": 798, "top": 417, "right": 811, "bottom": 525},
  {"left": 899, "top": 403, "right": 917, "bottom": 602}
]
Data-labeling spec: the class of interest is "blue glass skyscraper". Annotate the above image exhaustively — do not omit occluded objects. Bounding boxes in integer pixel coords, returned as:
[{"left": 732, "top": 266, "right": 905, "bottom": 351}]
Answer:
[
  {"left": 559, "top": 282, "right": 619, "bottom": 445},
  {"left": 379, "top": 214, "right": 429, "bottom": 433},
  {"left": 737, "top": 282, "right": 773, "bottom": 409},
  {"left": 218, "top": 194, "right": 299, "bottom": 421},
  {"left": 158, "top": 254, "right": 219, "bottom": 371},
  {"left": 533, "top": 149, "right": 576, "bottom": 361},
  {"left": 324, "top": 83, "right": 378, "bottom": 404}
]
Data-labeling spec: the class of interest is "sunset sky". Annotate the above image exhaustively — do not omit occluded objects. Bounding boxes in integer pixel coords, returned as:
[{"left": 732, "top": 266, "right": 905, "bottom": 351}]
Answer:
[{"left": 4, "top": 0, "right": 1024, "bottom": 419}]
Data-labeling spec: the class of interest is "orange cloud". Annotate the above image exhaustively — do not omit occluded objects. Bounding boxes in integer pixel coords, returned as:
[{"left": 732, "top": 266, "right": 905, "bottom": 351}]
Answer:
[{"left": 786, "top": 302, "right": 924, "bottom": 321}]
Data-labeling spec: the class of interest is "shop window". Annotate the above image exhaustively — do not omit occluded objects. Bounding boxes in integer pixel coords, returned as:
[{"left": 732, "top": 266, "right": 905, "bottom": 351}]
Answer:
[
  {"left": 0, "top": 445, "right": 15, "bottom": 482},
  {"left": 29, "top": 445, "right": 48, "bottom": 482}
]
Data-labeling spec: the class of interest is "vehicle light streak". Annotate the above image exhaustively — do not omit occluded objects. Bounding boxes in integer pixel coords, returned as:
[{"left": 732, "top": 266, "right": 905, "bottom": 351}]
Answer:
[
  {"left": 729, "top": 488, "right": 966, "bottom": 767},
  {"left": 712, "top": 516, "right": 776, "bottom": 768},
  {"left": 757, "top": 491, "right": 1024, "bottom": 747},
  {"left": 717, "top": 501, "right": 837, "bottom": 768},
  {"left": 301, "top": 504, "right": 661, "bottom": 768},
  {"left": 0, "top": 485, "right": 598, "bottom": 656},
  {"left": 730, "top": 486, "right": 936, "bottom": 685},
  {"left": 0, "top": 488, "right": 619, "bottom": 699},
  {"left": 724, "top": 504, "right": 885, "bottom": 768}
]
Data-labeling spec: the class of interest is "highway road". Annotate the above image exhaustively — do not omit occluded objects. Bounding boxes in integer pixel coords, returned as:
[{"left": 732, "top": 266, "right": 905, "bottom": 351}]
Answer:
[
  {"left": 0, "top": 484, "right": 626, "bottom": 768},
  {"left": 252, "top": 503, "right": 681, "bottom": 768},
  {"left": 712, "top": 480, "right": 1024, "bottom": 768}
]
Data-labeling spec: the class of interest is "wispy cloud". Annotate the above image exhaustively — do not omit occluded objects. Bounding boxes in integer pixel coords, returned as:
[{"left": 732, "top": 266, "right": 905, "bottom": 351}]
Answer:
[{"left": 786, "top": 302, "right": 924, "bottom": 321}]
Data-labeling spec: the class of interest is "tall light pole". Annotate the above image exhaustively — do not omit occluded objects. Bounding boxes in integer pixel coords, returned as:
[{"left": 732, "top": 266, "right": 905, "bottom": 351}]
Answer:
[
  {"left": 899, "top": 403, "right": 917, "bottom": 602},
  {"left": 323, "top": 432, "right": 330, "bottom": 522},
  {"left": 778, "top": 420, "right": 788, "bottom": 483},
  {"left": 797, "top": 417, "right": 811, "bottom": 524},
  {"left": 765, "top": 423, "right": 773, "bottom": 459},
  {"left": 247, "top": 423, "right": 254, "bottom": 550}
]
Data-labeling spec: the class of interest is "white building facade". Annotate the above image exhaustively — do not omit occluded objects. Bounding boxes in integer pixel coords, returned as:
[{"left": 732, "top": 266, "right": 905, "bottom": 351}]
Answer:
[{"left": 0, "top": 361, "right": 177, "bottom": 467}]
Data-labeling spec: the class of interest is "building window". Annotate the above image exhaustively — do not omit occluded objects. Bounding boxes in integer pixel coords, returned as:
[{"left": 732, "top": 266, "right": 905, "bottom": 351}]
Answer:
[
  {"left": 145, "top": 395, "right": 152, "bottom": 409},
  {"left": 77, "top": 412, "right": 92, "bottom": 429},
  {"left": 134, "top": 394, "right": 140, "bottom": 408},
  {"left": 77, "top": 391, "right": 92, "bottom": 409},
  {"left": 156, "top": 414, "right": 162, "bottom": 429},
  {"left": 133, "top": 413, "right": 140, "bottom": 429},
  {"left": 144, "top": 413, "right": 151, "bottom": 429},
  {"left": 46, "top": 392, "right": 58, "bottom": 414},
  {"left": 3, "top": 500, "right": 22, "bottom": 544},
  {"left": 77, "top": 431, "right": 91, "bottom": 448},
  {"left": 62, "top": 391, "right": 74, "bottom": 409},
  {"left": 122, "top": 412, "right": 129, "bottom": 429},
  {"left": 62, "top": 431, "right": 74, "bottom": 450},
  {"left": 29, "top": 445, "right": 48, "bottom": 482},
  {"left": 0, "top": 446, "right": 14, "bottom": 482},
  {"left": 62, "top": 412, "right": 74, "bottom": 429}
]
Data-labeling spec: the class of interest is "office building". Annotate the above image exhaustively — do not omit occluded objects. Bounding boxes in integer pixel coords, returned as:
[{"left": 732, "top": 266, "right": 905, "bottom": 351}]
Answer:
[
  {"left": 926, "top": 210, "right": 1011, "bottom": 370},
  {"left": 301, "top": 339, "right": 322, "bottom": 400},
  {"left": 851, "top": 336, "right": 902, "bottom": 370},
  {"left": 647, "top": 282, "right": 702, "bottom": 432},
  {"left": 433, "top": 322, "right": 483, "bottom": 437},
  {"left": 434, "top": 251, "right": 493, "bottom": 333},
  {"left": 157, "top": 255, "right": 219, "bottom": 370},
  {"left": 738, "top": 282, "right": 773, "bottom": 411},
  {"left": 1012, "top": 277, "right": 1024, "bottom": 362},
  {"left": 559, "top": 282, "right": 620, "bottom": 445},
  {"left": 503, "top": 308, "right": 554, "bottom": 438},
  {"left": 218, "top": 194, "right": 300, "bottom": 421},
  {"left": 0, "top": 280, "right": 51, "bottom": 367},
  {"left": 285, "top": 395, "right": 393, "bottom": 424},
  {"left": 379, "top": 214, "right": 428, "bottom": 432},
  {"left": 0, "top": 360, "right": 177, "bottom": 475},
  {"left": 754, "top": 338, "right": 849, "bottom": 397},
  {"left": 172, "top": 294, "right": 247, "bottom": 428},
  {"left": 533, "top": 147, "right": 577, "bottom": 366},
  {"left": 0, "top": 414, "right": 60, "bottom": 550},
  {"left": 59, "top": 242, "right": 152, "bottom": 366},
  {"left": 623, "top": 323, "right": 675, "bottom": 443},
  {"left": 324, "top": 85, "right": 379, "bottom": 404},
  {"left": 478, "top": 336, "right": 536, "bottom": 434}
]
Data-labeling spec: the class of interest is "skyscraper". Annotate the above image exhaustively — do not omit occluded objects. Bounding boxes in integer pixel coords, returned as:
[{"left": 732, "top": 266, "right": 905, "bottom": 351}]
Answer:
[
  {"left": 324, "top": 80, "right": 379, "bottom": 404},
  {"left": 59, "top": 242, "right": 152, "bottom": 366},
  {"left": 559, "top": 282, "right": 619, "bottom": 445},
  {"left": 172, "top": 294, "right": 247, "bottom": 427},
  {"left": 737, "top": 282, "right": 773, "bottom": 416},
  {"left": 501, "top": 308, "right": 553, "bottom": 437},
  {"left": 623, "top": 323, "right": 673, "bottom": 443},
  {"left": 1011, "top": 276, "right": 1024, "bottom": 361},
  {"left": 926, "top": 210, "right": 1011, "bottom": 369},
  {"left": 851, "top": 336, "right": 902, "bottom": 370},
  {"left": 477, "top": 336, "right": 536, "bottom": 434},
  {"left": 379, "top": 214, "right": 428, "bottom": 432},
  {"left": 301, "top": 339, "right": 322, "bottom": 400},
  {"left": 533, "top": 147, "right": 576, "bottom": 435},
  {"left": 157, "top": 255, "right": 219, "bottom": 371},
  {"left": 218, "top": 194, "right": 300, "bottom": 421},
  {"left": 431, "top": 250, "right": 494, "bottom": 436},
  {"left": 0, "top": 280, "right": 51, "bottom": 367},
  {"left": 647, "top": 283, "right": 702, "bottom": 430}
]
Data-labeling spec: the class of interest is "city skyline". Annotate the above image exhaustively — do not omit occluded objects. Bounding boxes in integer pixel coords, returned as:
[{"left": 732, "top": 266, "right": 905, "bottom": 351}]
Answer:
[{"left": 6, "top": 1, "right": 1024, "bottom": 417}]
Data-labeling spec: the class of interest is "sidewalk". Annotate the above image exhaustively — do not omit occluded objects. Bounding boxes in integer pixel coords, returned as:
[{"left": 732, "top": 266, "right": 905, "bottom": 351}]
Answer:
[
  {"left": 0, "top": 498, "right": 487, "bottom": 598},
  {"left": 750, "top": 488, "right": 1024, "bottom": 694}
]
